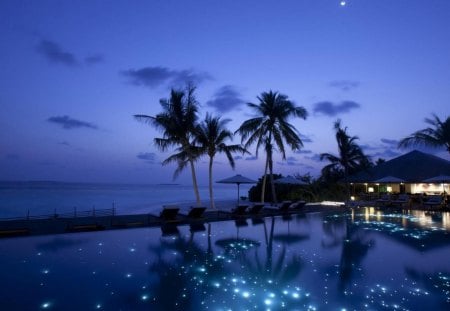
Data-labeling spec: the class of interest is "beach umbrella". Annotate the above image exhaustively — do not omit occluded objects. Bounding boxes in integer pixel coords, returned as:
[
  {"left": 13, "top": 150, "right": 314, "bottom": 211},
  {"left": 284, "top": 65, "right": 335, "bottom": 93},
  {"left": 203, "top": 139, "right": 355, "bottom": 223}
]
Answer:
[
  {"left": 216, "top": 174, "right": 257, "bottom": 205},
  {"left": 374, "top": 176, "right": 405, "bottom": 183},
  {"left": 274, "top": 175, "right": 308, "bottom": 185},
  {"left": 423, "top": 175, "right": 450, "bottom": 183}
]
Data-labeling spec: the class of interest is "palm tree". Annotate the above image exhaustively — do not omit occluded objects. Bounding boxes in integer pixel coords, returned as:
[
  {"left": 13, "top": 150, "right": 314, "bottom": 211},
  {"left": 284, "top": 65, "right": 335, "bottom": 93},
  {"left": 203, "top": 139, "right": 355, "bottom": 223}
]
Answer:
[
  {"left": 194, "top": 114, "right": 247, "bottom": 209},
  {"left": 320, "top": 120, "right": 369, "bottom": 200},
  {"left": 134, "top": 85, "right": 202, "bottom": 205},
  {"left": 236, "top": 91, "right": 308, "bottom": 203},
  {"left": 398, "top": 114, "right": 450, "bottom": 154}
]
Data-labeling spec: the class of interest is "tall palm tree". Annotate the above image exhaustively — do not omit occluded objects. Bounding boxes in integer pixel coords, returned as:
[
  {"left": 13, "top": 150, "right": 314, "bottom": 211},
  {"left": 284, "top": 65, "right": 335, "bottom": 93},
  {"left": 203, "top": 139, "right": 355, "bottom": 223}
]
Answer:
[
  {"left": 320, "top": 120, "right": 368, "bottom": 200},
  {"left": 236, "top": 91, "right": 308, "bottom": 203},
  {"left": 398, "top": 114, "right": 450, "bottom": 154},
  {"left": 194, "top": 114, "right": 247, "bottom": 209},
  {"left": 134, "top": 85, "right": 202, "bottom": 205}
]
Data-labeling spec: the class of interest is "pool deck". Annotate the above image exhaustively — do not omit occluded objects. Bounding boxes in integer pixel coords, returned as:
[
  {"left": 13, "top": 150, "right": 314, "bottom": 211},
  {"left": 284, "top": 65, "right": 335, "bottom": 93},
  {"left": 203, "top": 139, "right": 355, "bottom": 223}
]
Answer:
[{"left": 0, "top": 204, "right": 345, "bottom": 238}]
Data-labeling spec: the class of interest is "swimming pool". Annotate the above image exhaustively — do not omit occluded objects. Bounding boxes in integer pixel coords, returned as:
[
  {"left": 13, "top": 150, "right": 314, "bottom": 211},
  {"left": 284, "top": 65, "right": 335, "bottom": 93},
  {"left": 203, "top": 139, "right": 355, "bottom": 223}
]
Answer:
[{"left": 0, "top": 208, "right": 449, "bottom": 310}]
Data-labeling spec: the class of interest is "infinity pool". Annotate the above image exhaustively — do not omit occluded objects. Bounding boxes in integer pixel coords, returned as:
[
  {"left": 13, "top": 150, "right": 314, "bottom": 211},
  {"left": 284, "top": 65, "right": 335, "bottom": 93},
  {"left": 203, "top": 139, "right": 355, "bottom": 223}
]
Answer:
[{"left": 0, "top": 208, "right": 449, "bottom": 310}]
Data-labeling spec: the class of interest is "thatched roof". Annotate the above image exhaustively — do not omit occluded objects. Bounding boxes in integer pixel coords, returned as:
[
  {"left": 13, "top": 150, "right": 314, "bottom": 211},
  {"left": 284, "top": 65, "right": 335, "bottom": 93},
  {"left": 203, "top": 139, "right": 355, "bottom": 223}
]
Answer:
[{"left": 348, "top": 150, "right": 450, "bottom": 183}]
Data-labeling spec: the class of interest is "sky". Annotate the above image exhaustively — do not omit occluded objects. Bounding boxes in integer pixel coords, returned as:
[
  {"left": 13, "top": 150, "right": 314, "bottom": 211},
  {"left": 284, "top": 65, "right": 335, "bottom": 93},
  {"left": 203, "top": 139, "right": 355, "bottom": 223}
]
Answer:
[{"left": 1, "top": 0, "right": 449, "bottom": 185}]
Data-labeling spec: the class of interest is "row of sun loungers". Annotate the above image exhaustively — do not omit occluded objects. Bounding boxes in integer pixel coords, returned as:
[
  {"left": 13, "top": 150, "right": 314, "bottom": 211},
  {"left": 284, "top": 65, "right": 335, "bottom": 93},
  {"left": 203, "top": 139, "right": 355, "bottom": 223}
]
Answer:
[{"left": 374, "top": 194, "right": 446, "bottom": 209}]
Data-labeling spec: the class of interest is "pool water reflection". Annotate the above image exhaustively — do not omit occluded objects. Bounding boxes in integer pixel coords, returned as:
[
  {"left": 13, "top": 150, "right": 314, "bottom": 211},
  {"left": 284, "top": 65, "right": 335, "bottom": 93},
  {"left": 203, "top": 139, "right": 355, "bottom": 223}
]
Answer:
[{"left": 0, "top": 208, "right": 449, "bottom": 310}]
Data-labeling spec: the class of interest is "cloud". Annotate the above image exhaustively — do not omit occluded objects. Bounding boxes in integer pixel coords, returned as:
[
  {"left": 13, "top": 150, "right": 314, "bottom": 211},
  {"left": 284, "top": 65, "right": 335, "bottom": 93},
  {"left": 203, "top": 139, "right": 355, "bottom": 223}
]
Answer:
[
  {"left": 137, "top": 152, "right": 156, "bottom": 164},
  {"left": 57, "top": 141, "right": 70, "bottom": 146},
  {"left": 245, "top": 156, "right": 258, "bottom": 161},
  {"left": 277, "top": 157, "right": 314, "bottom": 168},
  {"left": 47, "top": 115, "right": 98, "bottom": 130},
  {"left": 295, "top": 149, "right": 312, "bottom": 154},
  {"left": 380, "top": 138, "right": 398, "bottom": 146},
  {"left": 36, "top": 40, "right": 78, "bottom": 66},
  {"left": 206, "top": 85, "right": 245, "bottom": 113},
  {"left": 360, "top": 144, "right": 379, "bottom": 151},
  {"left": 84, "top": 54, "right": 104, "bottom": 65},
  {"left": 305, "top": 154, "right": 322, "bottom": 162},
  {"left": 121, "top": 66, "right": 212, "bottom": 89},
  {"left": 329, "top": 80, "right": 360, "bottom": 91},
  {"left": 371, "top": 149, "right": 401, "bottom": 159},
  {"left": 313, "top": 101, "right": 361, "bottom": 117}
]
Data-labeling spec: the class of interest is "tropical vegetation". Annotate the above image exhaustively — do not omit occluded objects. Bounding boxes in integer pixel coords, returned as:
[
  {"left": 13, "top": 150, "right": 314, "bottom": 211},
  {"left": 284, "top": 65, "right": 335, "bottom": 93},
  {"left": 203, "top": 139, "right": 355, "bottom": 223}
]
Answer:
[
  {"left": 320, "top": 119, "right": 370, "bottom": 200},
  {"left": 134, "top": 84, "right": 203, "bottom": 205},
  {"left": 194, "top": 114, "right": 247, "bottom": 209},
  {"left": 398, "top": 114, "right": 450, "bottom": 155},
  {"left": 236, "top": 91, "right": 308, "bottom": 203}
]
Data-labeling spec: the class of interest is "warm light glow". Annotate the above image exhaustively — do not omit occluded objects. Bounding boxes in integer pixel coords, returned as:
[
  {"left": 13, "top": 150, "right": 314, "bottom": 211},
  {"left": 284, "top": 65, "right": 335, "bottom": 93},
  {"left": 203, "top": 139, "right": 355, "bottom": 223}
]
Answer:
[
  {"left": 368, "top": 187, "right": 374, "bottom": 193},
  {"left": 350, "top": 196, "right": 355, "bottom": 201},
  {"left": 387, "top": 186, "right": 392, "bottom": 193}
]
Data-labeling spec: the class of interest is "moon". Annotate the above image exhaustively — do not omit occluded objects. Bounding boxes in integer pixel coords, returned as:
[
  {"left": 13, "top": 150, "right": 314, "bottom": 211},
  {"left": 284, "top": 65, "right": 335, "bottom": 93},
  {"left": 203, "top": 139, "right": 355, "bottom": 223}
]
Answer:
[{"left": 340, "top": 1, "right": 347, "bottom": 6}]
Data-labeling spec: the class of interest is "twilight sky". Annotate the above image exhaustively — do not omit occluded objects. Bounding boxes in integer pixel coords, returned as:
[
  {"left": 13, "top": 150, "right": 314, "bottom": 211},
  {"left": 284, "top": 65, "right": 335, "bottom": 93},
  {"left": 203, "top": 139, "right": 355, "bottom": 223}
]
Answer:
[{"left": 1, "top": 0, "right": 449, "bottom": 185}]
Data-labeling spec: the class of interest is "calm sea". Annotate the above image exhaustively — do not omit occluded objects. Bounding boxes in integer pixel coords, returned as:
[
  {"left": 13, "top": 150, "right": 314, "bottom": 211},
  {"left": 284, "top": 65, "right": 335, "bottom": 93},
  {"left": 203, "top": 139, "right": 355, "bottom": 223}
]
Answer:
[{"left": 0, "top": 182, "right": 253, "bottom": 218}]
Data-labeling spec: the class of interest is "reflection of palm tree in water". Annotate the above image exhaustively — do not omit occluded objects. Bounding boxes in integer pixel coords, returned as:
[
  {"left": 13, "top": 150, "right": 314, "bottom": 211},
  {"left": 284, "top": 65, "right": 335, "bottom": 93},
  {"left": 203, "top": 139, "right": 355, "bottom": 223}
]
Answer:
[
  {"left": 148, "top": 218, "right": 306, "bottom": 310},
  {"left": 322, "top": 215, "right": 374, "bottom": 292},
  {"left": 404, "top": 267, "right": 450, "bottom": 307},
  {"left": 148, "top": 226, "right": 221, "bottom": 311},
  {"left": 240, "top": 217, "right": 304, "bottom": 286}
]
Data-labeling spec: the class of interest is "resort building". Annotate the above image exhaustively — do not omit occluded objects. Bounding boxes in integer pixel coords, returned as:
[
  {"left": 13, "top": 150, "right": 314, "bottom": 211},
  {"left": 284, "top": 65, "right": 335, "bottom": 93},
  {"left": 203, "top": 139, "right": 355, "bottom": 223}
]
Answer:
[{"left": 348, "top": 150, "right": 450, "bottom": 195}]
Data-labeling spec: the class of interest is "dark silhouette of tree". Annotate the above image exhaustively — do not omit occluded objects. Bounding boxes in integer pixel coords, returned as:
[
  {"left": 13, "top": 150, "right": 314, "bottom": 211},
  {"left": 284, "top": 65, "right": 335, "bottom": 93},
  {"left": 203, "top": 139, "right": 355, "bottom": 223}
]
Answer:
[
  {"left": 320, "top": 119, "right": 369, "bottom": 200},
  {"left": 398, "top": 114, "right": 450, "bottom": 154},
  {"left": 194, "top": 114, "right": 247, "bottom": 209},
  {"left": 135, "top": 84, "right": 202, "bottom": 205},
  {"left": 236, "top": 91, "right": 307, "bottom": 203}
]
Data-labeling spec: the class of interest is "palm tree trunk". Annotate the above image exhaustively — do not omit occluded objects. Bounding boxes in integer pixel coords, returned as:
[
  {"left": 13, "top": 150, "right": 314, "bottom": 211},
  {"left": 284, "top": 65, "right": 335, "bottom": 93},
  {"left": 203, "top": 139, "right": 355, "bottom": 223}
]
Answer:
[
  {"left": 189, "top": 158, "right": 202, "bottom": 206},
  {"left": 261, "top": 157, "right": 269, "bottom": 203},
  {"left": 268, "top": 151, "right": 278, "bottom": 204},
  {"left": 208, "top": 156, "right": 215, "bottom": 209},
  {"left": 344, "top": 167, "right": 350, "bottom": 201}
]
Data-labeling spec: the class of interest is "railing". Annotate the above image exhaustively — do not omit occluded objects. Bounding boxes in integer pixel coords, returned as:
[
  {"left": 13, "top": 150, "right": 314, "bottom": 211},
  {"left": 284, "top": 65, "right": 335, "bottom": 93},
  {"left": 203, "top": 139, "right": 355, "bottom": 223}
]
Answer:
[{"left": 0, "top": 207, "right": 116, "bottom": 222}]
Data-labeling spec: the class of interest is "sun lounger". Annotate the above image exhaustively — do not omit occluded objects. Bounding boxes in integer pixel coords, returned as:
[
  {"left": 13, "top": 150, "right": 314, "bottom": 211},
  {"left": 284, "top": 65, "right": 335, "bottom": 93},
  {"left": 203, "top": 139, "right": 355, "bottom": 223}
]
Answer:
[
  {"left": 248, "top": 203, "right": 264, "bottom": 215},
  {"left": 277, "top": 201, "right": 293, "bottom": 212},
  {"left": 376, "top": 194, "right": 391, "bottom": 206},
  {"left": 391, "top": 194, "right": 410, "bottom": 207},
  {"left": 291, "top": 201, "right": 306, "bottom": 209},
  {"left": 231, "top": 204, "right": 248, "bottom": 216},
  {"left": 424, "top": 196, "right": 443, "bottom": 208},
  {"left": 160, "top": 206, "right": 180, "bottom": 222},
  {"left": 185, "top": 206, "right": 206, "bottom": 219}
]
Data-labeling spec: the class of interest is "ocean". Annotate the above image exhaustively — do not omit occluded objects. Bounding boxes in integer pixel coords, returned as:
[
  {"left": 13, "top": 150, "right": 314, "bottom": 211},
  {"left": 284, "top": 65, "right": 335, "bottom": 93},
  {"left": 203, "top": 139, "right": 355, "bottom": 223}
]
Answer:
[{"left": 0, "top": 181, "right": 253, "bottom": 218}]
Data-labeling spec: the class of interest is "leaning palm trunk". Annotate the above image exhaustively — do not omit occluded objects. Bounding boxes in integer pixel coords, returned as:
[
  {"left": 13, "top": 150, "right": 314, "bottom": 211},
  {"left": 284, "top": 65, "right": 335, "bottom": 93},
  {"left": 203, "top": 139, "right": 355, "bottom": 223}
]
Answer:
[
  {"left": 189, "top": 158, "right": 202, "bottom": 206},
  {"left": 208, "top": 157, "right": 215, "bottom": 209},
  {"left": 268, "top": 153, "right": 278, "bottom": 204},
  {"left": 261, "top": 156, "right": 270, "bottom": 203}
]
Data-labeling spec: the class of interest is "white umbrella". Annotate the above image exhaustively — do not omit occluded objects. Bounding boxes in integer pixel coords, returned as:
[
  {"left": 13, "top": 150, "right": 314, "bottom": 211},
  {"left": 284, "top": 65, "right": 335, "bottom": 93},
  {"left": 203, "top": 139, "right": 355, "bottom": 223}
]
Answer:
[
  {"left": 374, "top": 176, "right": 405, "bottom": 183},
  {"left": 274, "top": 175, "right": 308, "bottom": 185},
  {"left": 423, "top": 175, "right": 450, "bottom": 183},
  {"left": 217, "top": 174, "right": 257, "bottom": 205}
]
